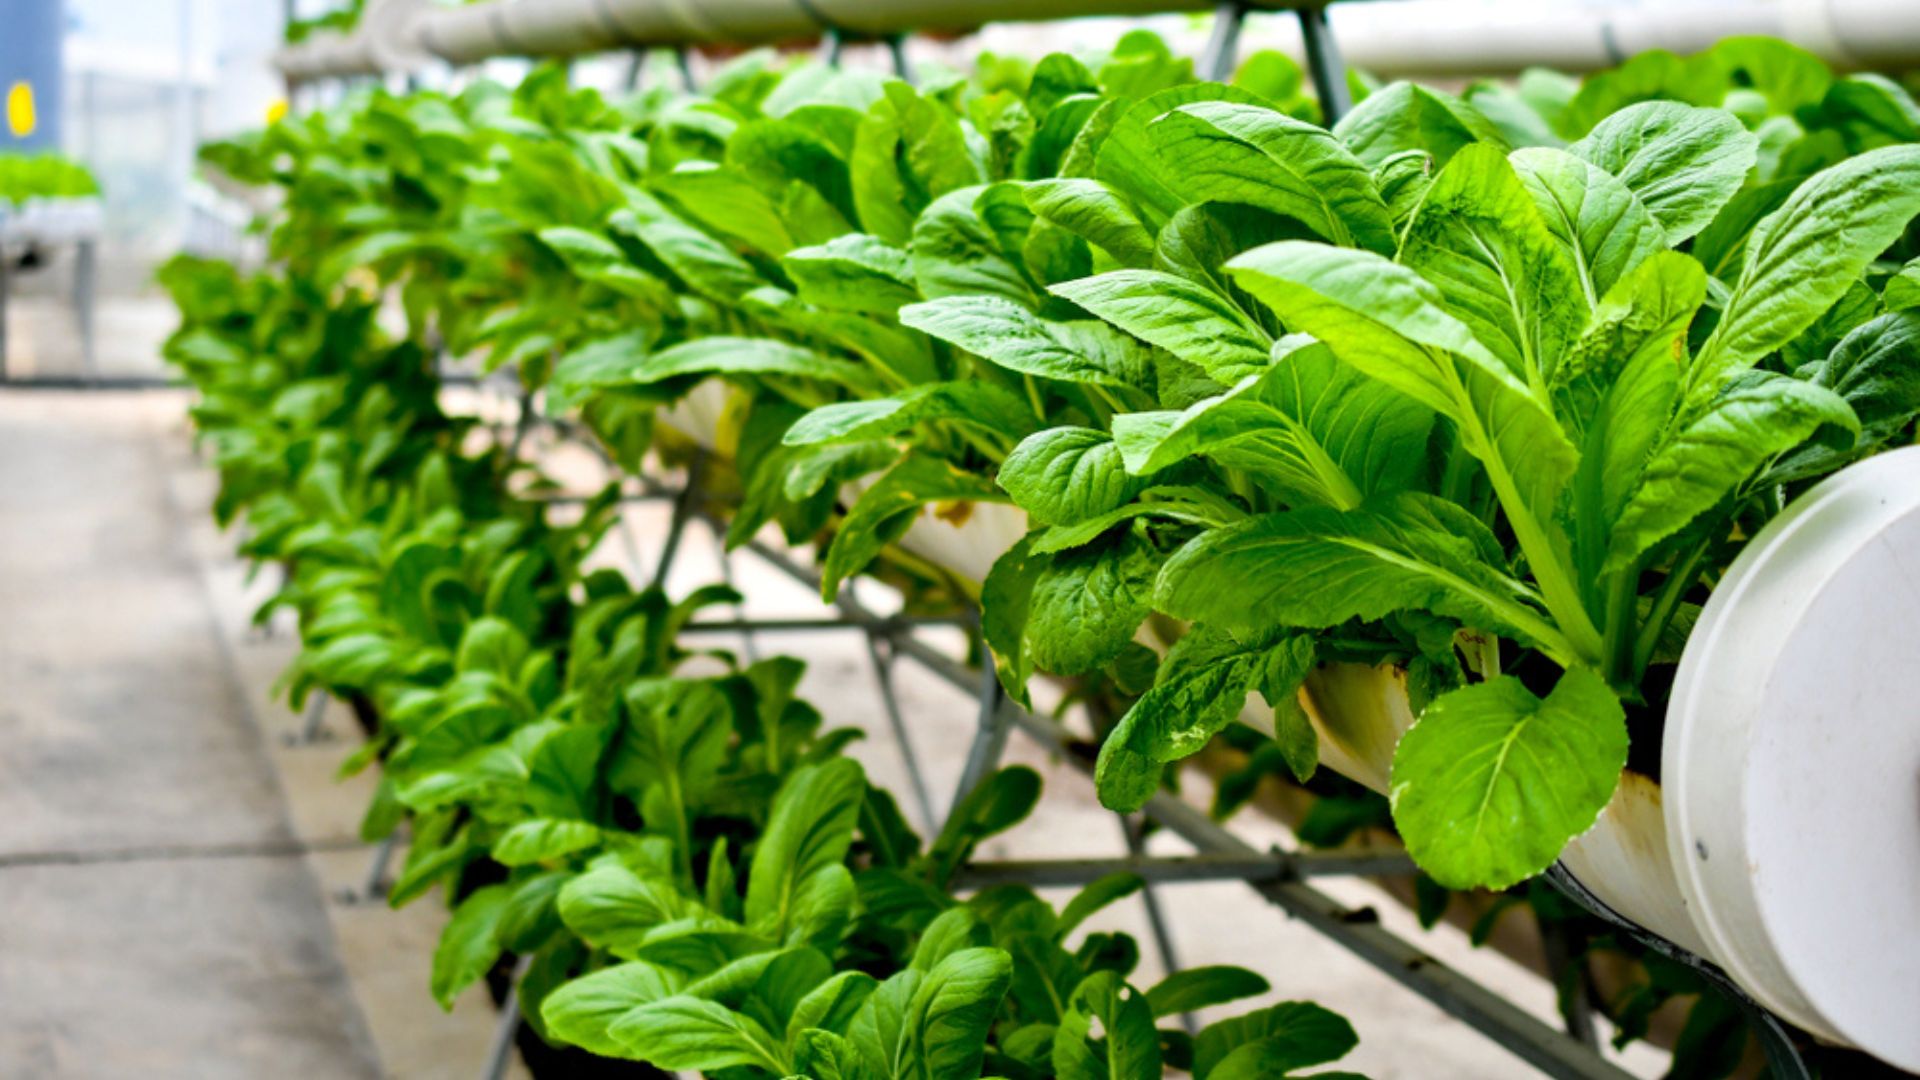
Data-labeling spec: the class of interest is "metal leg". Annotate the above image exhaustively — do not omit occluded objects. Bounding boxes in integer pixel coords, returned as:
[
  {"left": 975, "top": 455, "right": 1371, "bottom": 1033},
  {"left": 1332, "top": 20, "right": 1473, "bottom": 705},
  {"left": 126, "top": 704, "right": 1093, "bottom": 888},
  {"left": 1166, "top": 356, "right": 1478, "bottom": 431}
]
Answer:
[
  {"left": 1122, "top": 813, "right": 1196, "bottom": 1034},
  {"left": 338, "top": 831, "right": 400, "bottom": 905},
  {"left": 675, "top": 48, "right": 697, "bottom": 93},
  {"left": 1198, "top": 1, "right": 1247, "bottom": 83},
  {"left": 1539, "top": 916, "right": 1599, "bottom": 1050},
  {"left": 505, "top": 387, "right": 536, "bottom": 463},
  {"left": 711, "top": 523, "right": 759, "bottom": 664},
  {"left": 1297, "top": 4, "right": 1353, "bottom": 124},
  {"left": 863, "top": 627, "right": 939, "bottom": 831},
  {"left": 479, "top": 955, "right": 532, "bottom": 1080},
  {"left": 820, "top": 27, "right": 844, "bottom": 69},
  {"left": 651, "top": 453, "right": 704, "bottom": 590},
  {"left": 948, "top": 644, "right": 1013, "bottom": 821},
  {"left": 292, "top": 692, "right": 331, "bottom": 745},
  {"left": 74, "top": 239, "right": 98, "bottom": 375},
  {"left": 886, "top": 34, "right": 914, "bottom": 84}
]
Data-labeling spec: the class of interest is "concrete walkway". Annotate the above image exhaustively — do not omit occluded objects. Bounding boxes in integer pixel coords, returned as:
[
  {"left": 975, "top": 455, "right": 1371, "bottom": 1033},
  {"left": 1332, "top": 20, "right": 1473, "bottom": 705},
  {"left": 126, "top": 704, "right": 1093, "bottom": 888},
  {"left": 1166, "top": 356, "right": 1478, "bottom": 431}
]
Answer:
[{"left": 0, "top": 392, "right": 383, "bottom": 1079}]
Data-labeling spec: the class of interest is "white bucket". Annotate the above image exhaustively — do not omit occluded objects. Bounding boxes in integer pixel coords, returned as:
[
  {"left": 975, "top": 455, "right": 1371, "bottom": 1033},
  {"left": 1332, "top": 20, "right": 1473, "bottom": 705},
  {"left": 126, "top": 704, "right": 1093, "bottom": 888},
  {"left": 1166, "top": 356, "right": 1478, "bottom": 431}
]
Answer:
[
  {"left": 1666, "top": 444, "right": 1920, "bottom": 1067},
  {"left": 360, "top": 0, "right": 438, "bottom": 73},
  {"left": 1252, "top": 666, "right": 1710, "bottom": 957}
]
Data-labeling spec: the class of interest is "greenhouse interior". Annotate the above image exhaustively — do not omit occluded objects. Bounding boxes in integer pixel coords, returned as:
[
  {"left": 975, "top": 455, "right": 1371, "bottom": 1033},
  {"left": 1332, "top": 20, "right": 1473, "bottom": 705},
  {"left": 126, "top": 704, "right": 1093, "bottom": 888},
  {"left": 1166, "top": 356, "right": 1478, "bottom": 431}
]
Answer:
[{"left": 4, "top": 0, "right": 1920, "bottom": 1077}]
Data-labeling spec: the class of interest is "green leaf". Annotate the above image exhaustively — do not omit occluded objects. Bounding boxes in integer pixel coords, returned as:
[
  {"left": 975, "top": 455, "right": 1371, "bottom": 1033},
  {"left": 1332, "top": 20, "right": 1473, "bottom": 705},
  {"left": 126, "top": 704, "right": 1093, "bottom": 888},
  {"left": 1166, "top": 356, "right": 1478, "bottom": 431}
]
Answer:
[
  {"left": 493, "top": 818, "right": 602, "bottom": 867},
  {"left": 1050, "top": 269, "right": 1273, "bottom": 385},
  {"left": 1023, "top": 530, "right": 1159, "bottom": 677},
  {"left": 1024, "top": 178, "right": 1157, "bottom": 267},
  {"left": 1109, "top": 342, "right": 1430, "bottom": 509},
  {"left": 982, "top": 534, "right": 1047, "bottom": 706},
  {"left": 1390, "top": 669, "right": 1628, "bottom": 890},
  {"left": 1510, "top": 147, "right": 1667, "bottom": 305},
  {"left": 912, "top": 185, "right": 1036, "bottom": 305},
  {"left": 609, "top": 192, "right": 764, "bottom": 304},
  {"left": 431, "top": 883, "right": 512, "bottom": 1010},
  {"left": 747, "top": 759, "right": 866, "bottom": 941},
  {"left": 1145, "top": 966, "right": 1271, "bottom": 1019},
  {"left": 1686, "top": 145, "right": 1920, "bottom": 404},
  {"left": 1332, "top": 81, "right": 1508, "bottom": 169},
  {"left": 540, "top": 960, "right": 679, "bottom": 1058},
  {"left": 998, "top": 427, "right": 1149, "bottom": 527},
  {"left": 1147, "top": 101, "right": 1396, "bottom": 252},
  {"left": 908, "top": 948, "right": 1016, "bottom": 1080},
  {"left": 783, "top": 234, "right": 922, "bottom": 314},
  {"left": 1056, "top": 873, "right": 1145, "bottom": 937},
  {"left": 1096, "top": 626, "right": 1316, "bottom": 812},
  {"left": 930, "top": 767, "right": 1042, "bottom": 885},
  {"left": 609, "top": 995, "right": 790, "bottom": 1073},
  {"left": 1776, "top": 310, "right": 1920, "bottom": 479},
  {"left": 818, "top": 451, "right": 1009, "bottom": 600},
  {"left": 852, "top": 82, "right": 986, "bottom": 245},
  {"left": 788, "top": 970, "right": 880, "bottom": 1044},
  {"left": 1157, "top": 494, "right": 1570, "bottom": 658},
  {"left": 1053, "top": 971, "right": 1162, "bottom": 1080},
  {"left": 556, "top": 864, "right": 696, "bottom": 953},
  {"left": 900, "top": 295, "right": 1153, "bottom": 390},
  {"left": 497, "top": 871, "right": 568, "bottom": 953},
  {"left": 1606, "top": 371, "right": 1858, "bottom": 571},
  {"left": 630, "top": 336, "right": 882, "bottom": 395},
  {"left": 783, "top": 382, "right": 1034, "bottom": 448},
  {"left": 1885, "top": 259, "right": 1920, "bottom": 312},
  {"left": 1094, "top": 83, "right": 1273, "bottom": 226},
  {"left": 1568, "top": 102, "right": 1758, "bottom": 244},
  {"left": 1399, "top": 143, "right": 1586, "bottom": 389},
  {"left": 1194, "top": 1001, "right": 1359, "bottom": 1080}
]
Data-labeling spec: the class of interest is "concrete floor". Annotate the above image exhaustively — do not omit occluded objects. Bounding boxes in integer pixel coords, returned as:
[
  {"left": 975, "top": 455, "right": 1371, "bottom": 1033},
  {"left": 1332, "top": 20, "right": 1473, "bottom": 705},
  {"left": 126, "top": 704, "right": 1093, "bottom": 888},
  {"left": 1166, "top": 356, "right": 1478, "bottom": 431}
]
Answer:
[{"left": 0, "top": 388, "right": 1669, "bottom": 1078}]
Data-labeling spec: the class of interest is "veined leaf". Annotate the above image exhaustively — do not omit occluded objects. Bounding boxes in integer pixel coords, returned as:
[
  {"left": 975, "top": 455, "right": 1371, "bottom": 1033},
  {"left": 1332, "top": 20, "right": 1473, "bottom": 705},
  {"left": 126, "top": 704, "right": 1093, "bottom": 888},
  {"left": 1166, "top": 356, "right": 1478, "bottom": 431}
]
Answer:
[
  {"left": 1606, "top": 371, "right": 1858, "bottom": 571},
  {"left": 540, "top": 960, "right": 680, "bottom": 1057},
  {"left": 493, "top": 818, "right": 602, "bottom": 867},
  {"left": 1094, "top": 83, "right": 1273, "bottom": 225},
  {"left": 782, "top": 382, "right": 1034, "bottom": 448},
  {"left": 745, "top": 758, "right": 865, "bottom": 941},
  {"left": 1023, "top": 529, "right": 1160, "bottom": 677},
  {"left": 608, "top": 995, "right": 790, "bottom": 1073},
  {"left": 1332, "top": 81, "right": 1508, "bottom": 169},
  {"left": 1399, "top": 143, "right": 1586, "bottom": 390},
  {"left": 608, "top": 192, "right": 763, "bottom": 304},
  {"left": 629, "top": 336, "right": 882, "bottom": 395},
  {"left": 1568, "top": 101, "right": 1757, "bottom": 244},
  {"left": 900, "top": 294, "right": 1153, "bottom": 389},
  {"left": 1193, "top": 1000, "right": 1359, "bottom": 1080},
  {"left": 1053, "top": 971, "right": 1162, "bottom": 1080},
  {"left": 1096, "top": 626, "right": 1316, "bottom": 813},
  {"left": 1023, "top": 178, "right": 1157, "bottom": 267},
  {"left": 1051, "top": 269, "right": 1273, "bottom": 385},
  {"left": 1156, "top": 494, "right": 1571, "bottom": 660},
  {"left": 1110, "top": 341, "right": 1430, "bottom": 509},
  {"left": 998, "top": 427, "right": 1149, "bottom": 526},
  {"left": 431, "top": 883, "right": 511, "bottom": 1010},
  {"left": 852, "top": 82, "right": 986, "bottom": 245},
  {"left": 782, "top": 234, "right": 921, "bottom": 314},
  {"left": 1148, "top": 100, "right": 1396, "bottom": 252},
  {"left": 1686, "top": 145, "right": 1920, "bottom": 405},
  {"left": 1389, "top": 669, "right": 1628, "bottom": 890},
  {"left": 1775, "top": 310, "right": 1920, "bottom": 480},
  {"left": 912, "top": 185, "right": 1035, "bottom": 305},
  {"left": 818, "top": 451, "right": 1009, "bottom": 600},
  {"left": 1510, "top": 146, "right": 1667, "bottom": 305},
  {"left": 1145, "top": 966, "right": 1270, "bottom": 1020}
]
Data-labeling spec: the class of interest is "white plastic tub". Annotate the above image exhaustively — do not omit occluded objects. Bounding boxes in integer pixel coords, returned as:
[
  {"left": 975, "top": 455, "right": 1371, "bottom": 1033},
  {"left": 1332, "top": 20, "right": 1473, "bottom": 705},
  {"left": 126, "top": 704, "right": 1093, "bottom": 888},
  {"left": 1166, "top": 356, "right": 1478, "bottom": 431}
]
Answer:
[
  {"left": 1248, "top": 448, "right": 1920, "bottom": 1070},
  {"left": 601, "top": 0, "right": 817, "bottom": 44},
  {"left": 498, "top": 0, "right": 626, "bottom": 56},
  {"left": 1666, "top": 444, "right": 1920, "bottom": 1068}
]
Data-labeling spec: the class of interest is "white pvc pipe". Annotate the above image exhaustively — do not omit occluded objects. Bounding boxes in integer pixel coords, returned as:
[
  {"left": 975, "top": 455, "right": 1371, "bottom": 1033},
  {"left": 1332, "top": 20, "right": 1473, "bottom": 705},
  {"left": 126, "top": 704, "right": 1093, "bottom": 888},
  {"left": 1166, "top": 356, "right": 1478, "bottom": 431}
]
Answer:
[{"left": 275, "top": 0, "right": 1920, "bottom": 83}]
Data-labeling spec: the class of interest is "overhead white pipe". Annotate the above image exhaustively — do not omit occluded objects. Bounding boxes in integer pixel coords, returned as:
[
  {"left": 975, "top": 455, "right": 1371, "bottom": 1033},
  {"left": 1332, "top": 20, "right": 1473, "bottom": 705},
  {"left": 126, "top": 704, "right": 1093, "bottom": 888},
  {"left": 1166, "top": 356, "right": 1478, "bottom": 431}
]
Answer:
[{"left": 274, "top": 0, "right": 1920, "bottom": 83}]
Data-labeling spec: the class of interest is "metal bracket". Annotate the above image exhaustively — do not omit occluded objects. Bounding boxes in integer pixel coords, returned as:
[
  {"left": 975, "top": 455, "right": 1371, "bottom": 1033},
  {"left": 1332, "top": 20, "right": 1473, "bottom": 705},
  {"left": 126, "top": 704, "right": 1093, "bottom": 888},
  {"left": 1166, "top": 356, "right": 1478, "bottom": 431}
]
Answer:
[{"left": 1199, "top": 1, "right": 1248, "bottom": 84}]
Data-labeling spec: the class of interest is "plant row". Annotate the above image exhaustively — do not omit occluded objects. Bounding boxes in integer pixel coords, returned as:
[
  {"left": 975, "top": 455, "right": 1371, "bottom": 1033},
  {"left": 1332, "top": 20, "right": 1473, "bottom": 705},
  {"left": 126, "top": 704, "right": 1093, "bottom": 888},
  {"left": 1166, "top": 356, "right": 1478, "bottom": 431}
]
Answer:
[
  {"left": 183, "top": 28, "right": 1920, "bottom": 1076},
  {"left": 161, "top": 254, "right": 1361, "bottom": 1078}
]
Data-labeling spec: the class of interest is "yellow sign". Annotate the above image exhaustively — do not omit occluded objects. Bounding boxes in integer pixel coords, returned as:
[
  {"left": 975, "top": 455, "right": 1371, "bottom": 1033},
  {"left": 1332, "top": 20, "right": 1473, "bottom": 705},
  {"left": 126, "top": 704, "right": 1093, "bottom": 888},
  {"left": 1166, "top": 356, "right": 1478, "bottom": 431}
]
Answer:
[
  {"left": 6, "top": 82, "right": 36, "bottom": 138},
  {"left": 266, "top": 98, "right": 289, "bottom": 126}
]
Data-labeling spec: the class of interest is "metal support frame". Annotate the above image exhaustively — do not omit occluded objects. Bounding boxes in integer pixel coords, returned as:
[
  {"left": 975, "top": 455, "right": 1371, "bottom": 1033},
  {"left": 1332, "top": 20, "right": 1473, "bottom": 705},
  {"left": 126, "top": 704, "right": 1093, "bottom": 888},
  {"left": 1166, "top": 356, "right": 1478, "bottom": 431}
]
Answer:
[
  {"left": 1297, "top": 3, "right": 1354, "bottom": 123},
  {"left": 338, "top": 830, "right": 401, "bottom": 905},
  {"left": 0, "top": 232, "right": 103, "bottom": 386},
  {"left": 1198, "top": 1, "right": 1248, "bottom": 83},
  {"left": 480, "top": 955, "right": 534, "bottom": 1080}
]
